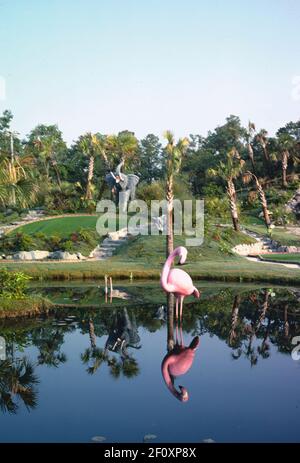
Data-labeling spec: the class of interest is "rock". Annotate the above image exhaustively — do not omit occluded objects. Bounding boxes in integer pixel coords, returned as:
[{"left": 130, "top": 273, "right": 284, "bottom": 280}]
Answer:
[
  {"left": 91, "top": 436, "right": 106, "bottom": 443},
  {"left": 286, "top": 246, "right": 300, "bottom": 253},
  {"left": 49, "top": 251, "right": 81, "bottom": 260},
  {"left": 12, "top": 250, "right": 50, "bottom": 260},
  {"left": 143, "top": 434, "right": 157, "bottom": 442},
  {"left": 108, "top": 227, "right": 128, "bottom": 240},
  {"left": 286, "top": 188, "right": 300, "bottom": 217}
]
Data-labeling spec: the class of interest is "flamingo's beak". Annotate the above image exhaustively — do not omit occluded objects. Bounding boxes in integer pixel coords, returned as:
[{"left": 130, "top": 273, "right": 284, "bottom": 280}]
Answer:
[{"left": 179, "top": 386, "right": 189, "bottom": 402}]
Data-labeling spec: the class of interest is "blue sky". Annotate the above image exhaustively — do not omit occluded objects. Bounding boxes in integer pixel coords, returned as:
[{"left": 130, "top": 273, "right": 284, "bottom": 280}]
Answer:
[{"left": 0, "top": 0, "right": 299, "bottom": 144}]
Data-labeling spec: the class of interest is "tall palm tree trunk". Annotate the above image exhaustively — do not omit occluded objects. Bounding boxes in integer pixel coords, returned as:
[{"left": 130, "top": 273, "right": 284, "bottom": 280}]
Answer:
[
  {"left": 88, "top": 319, "right": 97, "bottom": 350},
  {"left": 282, "top": 150, "right": 289, "bottom": 188},
  {"left": 50, "top": 158, "right": 62, "bottom": 187},
  {"left": 227, "top": 179, "right": 239, "bottom": 231},
  {"left": 8, "top": 160, "right": 16, "bottom": 206},
  {"left": 229, "top": 295, "right": 241, "bottom": 346},
  {"left": 255, "top": 179, "right": 271, "bottom": 229},
  {"left": 247, "top": 143, "right": 256, "bottom": 173},
  {"left": 167, "top": 294, "right": 175, "bottom": 351},
  {"left": 261, "top": 143, "right": 273, "bottom": 178},
  {"left": 85, "top": 155, "right": 95, "bottom": 200},
  {"left": 166, "top": 172, "right": 174, "bottom": 257}
]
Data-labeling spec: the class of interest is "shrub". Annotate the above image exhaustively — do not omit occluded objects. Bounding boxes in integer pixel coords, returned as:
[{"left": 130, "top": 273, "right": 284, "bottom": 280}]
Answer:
[
  {"left": 0, "top": 269, "right": 31, "bottom": 299},
  {"left": 33, "top": 232, "right": 47, "bottom": 240},
  {"left": 62, "top": 240, "right": 75, "bottom": 252},
  {"left": 46, "top": 234, "right": 63, "bottom": 251},
  {"left": 14, "top": 233, "right": 34, "bottom": 251},
  {"left": 137, "top": 181, "right": 165, "bottom": 206},
  {"left": 78, "top": 228, "right": 94, "bottom": 244}
]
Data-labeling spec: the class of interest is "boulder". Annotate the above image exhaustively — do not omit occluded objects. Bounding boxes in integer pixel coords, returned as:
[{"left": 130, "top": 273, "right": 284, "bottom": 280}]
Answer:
[
  {"left": 286, "top": 246, "right": 300, "bottom": 253},
  {"left": 286, "top": 188, "right": 300, "bottom": 217},
  {"left": 49, "top": 251, "right": 85, "bottom": 260},
  {"left": 13, "top": 250, "right": 50, "bottom": 260},
  {"left": 108, "top": 228, "right": 128, "bottom": 240}
]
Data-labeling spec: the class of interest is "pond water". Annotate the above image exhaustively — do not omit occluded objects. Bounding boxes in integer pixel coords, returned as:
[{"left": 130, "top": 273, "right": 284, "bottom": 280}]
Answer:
[{"left": 0, "top": 282, "right": 300, "bottom": 443}]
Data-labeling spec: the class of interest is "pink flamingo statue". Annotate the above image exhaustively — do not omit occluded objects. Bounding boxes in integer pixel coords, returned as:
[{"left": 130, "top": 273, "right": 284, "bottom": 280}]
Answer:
[
  {"left": 161, "top": 333, "right": 200, "bottom": 401},
  {"left": 160, "top": 246, "right": 200, "bottom": 321}
]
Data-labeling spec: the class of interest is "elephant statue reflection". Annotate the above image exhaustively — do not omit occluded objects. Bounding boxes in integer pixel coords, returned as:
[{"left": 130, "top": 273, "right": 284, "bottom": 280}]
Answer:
[
  {"left": 105, "top": 308, "right": 141, "bottom": 360},
  {"left": 105, "top": 160, "right": 140, "bottom": 212}
]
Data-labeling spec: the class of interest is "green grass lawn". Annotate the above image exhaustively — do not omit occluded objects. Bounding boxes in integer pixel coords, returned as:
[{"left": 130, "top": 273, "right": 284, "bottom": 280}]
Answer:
[
  {"left": 10, "top": 215, "right": 98, "bottom": 237},
  {"left": 259, "top": 253, "right": 300, "bottom": 264},
  {"left": 244, "top": 224, "right": 300, "bottom": 246}
]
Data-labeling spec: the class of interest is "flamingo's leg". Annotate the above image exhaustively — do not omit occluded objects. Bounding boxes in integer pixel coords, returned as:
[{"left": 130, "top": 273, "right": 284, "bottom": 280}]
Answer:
[
  {"left": 175, "top": 296, "right": 179, "bottom": 321},
  {"left": 180, "top": 296, "right": 184, "bottom": 323},
  {"left": 179, "top": 324, "right": 184, "bottom": 347},
  {"left": 175, "top": 320, "right": 179, "bottom": 345}
]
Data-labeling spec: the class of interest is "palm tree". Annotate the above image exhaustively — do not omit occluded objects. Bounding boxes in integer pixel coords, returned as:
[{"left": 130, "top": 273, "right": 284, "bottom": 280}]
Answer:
[
  {"left": 106, "top": 131, "right": 138, "bottom": 166},
  {"left": 245, "top": 121, "right": 256, "bottom": 172},
  {"left": 0, "top": 156, "right": 39, "bottom": 207},
  {"left": 208, "top": 148, "right": 245, "bottom": 231},
  {"left": 276, "top": 133, "right": 295, "bottom": 188},
  {"left": 256, "top": 129, "right": 272, "bottom": 177},
  {"left": 243, "top": 171, "right": 271, "bottom": 229},
  {"left": 167, "top": 295, "right": 175, "bottom": 352},
  {"left": 163, "top": 131, "right": 189, "bottom": 256},
  {"left": 33, "top": 135, "right": 62, "bottom": 187},
  {"left": 78, "top": 133, "right": 98, "bottom": 200}
]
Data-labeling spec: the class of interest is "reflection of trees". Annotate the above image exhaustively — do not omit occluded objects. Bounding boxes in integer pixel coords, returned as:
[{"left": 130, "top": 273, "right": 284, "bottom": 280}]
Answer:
[
  {"left": 194, "top": 288, "right": 300, "bottom": 366},
  {"left": 80, "top": 310, "right": 141, "bottom": 378},
  {"left": 0, "top": 357, "right": 39, "bottom": 414},
  {"left": 81, "top": 318, "right": 107, "bottom": 375},
  {"left": 31, "top": 326, "right": 68, "bottom": 368}
]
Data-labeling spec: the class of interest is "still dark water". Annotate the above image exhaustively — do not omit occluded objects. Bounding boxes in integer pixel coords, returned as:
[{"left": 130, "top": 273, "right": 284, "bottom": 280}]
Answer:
[{"left": 1, "top": 282, "right": 300, "bottom": 443}]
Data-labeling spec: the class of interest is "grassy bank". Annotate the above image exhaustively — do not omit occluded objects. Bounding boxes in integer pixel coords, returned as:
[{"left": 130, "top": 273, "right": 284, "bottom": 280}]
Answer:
[
  {"left": 0, "top": 296, "right": 53, "bottom": 318},
  {"left": 2, "top": 232, "right": 300, "bottom": 284},
  {"left": 244, "top": 224, "right": 299, "bottom": 247},
  {"left": 259, "top": 253, "right": 300, "bottom": 264}
]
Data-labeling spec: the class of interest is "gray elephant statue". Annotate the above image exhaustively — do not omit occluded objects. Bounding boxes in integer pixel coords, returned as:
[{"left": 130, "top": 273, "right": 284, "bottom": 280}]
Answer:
[{"left": 105, "top": 160, "right": 140, "bottom": 211}]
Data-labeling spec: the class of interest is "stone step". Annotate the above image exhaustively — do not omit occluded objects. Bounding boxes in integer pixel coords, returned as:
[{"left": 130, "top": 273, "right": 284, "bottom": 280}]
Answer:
[
  {"left": 98, "top": 250, "right": 113, "bottom": 257},
  {"left": 101, "top": 240, "right": 126, "bottom": 248}
]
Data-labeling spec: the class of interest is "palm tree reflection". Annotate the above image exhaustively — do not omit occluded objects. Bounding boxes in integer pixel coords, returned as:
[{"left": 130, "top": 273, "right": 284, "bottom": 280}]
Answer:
[{"left": 0, "top": 357, "right": 39, "bottom": 414}]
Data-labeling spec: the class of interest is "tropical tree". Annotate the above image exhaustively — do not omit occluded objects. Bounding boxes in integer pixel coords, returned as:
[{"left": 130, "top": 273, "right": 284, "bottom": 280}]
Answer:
[
  {"left": 276, "top": 121, "right": 300, "bottom": 181},
  {"left": 256, "top": 129, "right": 272, "bottom": 177},
  {"left": 276, "top": 132, "right": 297, "bottom": 188},
  {"left": 208, "top": 148, "right": 245, "bottom": 231},
  {"left": 163, "top": 131, "right": 189, "bottom": 256},
  {"left": 0, "top": 155, "right": 39, "bottom": 207},
  {"left": 26, "top": 124, "right": 67, "bottom": 187},
  {"left": 78, "top": 133, "right": 98, "bottom": 200},
  {"left": 243, "top": 171, "right": 271, "bottom": 229},
  {"left": 245, "top": 121, "right": 256, "bottom": 172},
  {"left": 106, "top": 131, "right": 138, "bottom": 167}
]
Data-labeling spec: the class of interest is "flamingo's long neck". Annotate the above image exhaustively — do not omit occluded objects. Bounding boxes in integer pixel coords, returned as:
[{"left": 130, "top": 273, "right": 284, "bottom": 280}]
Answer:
[
  {"left": 161, "top": 356, "right": 182, "bottom": 400},
  {"left": 160, "top": 248, "right": 180, "bottom": 293}
]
